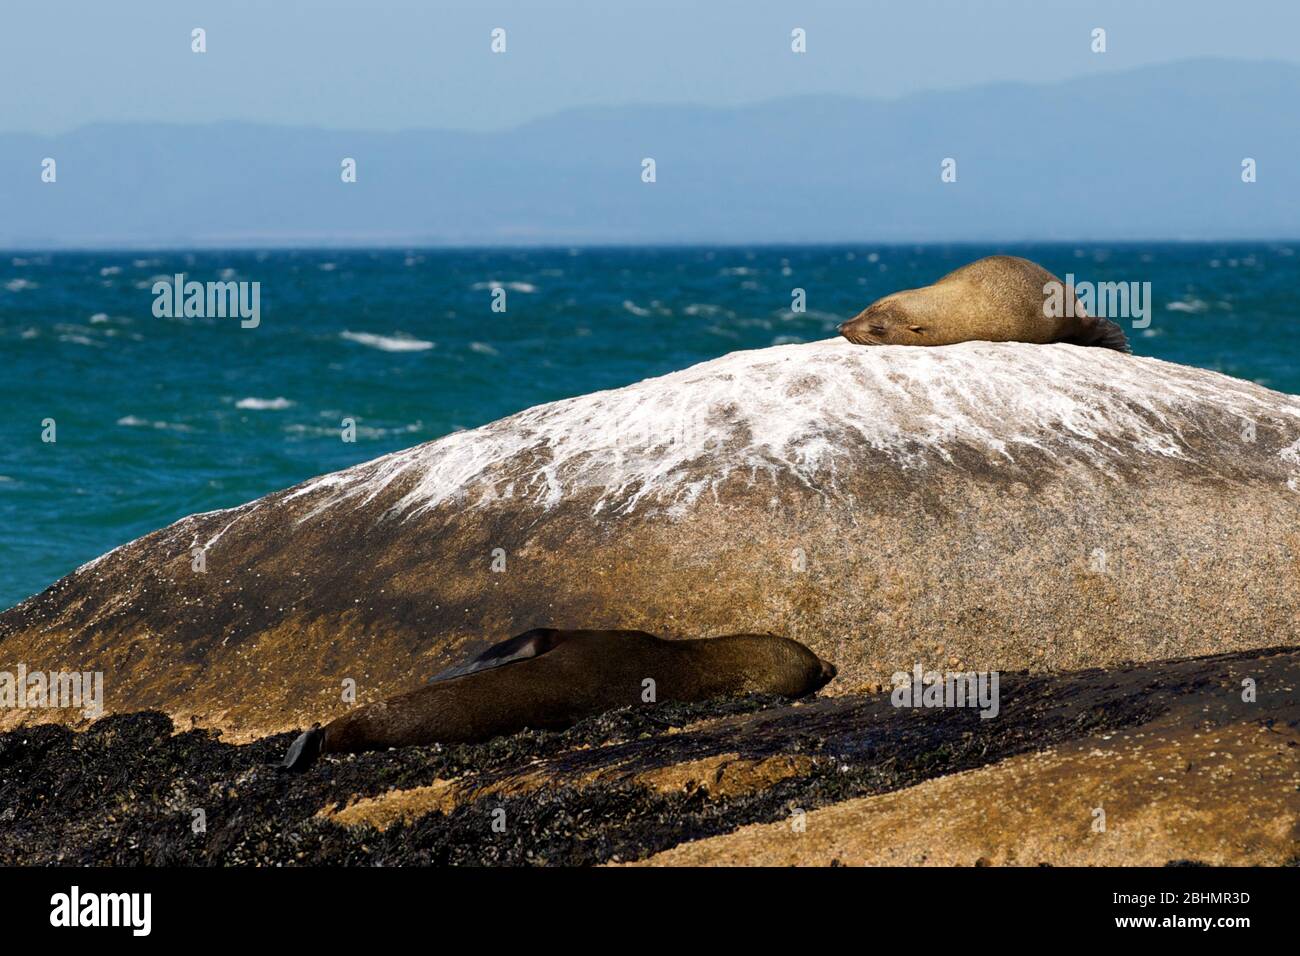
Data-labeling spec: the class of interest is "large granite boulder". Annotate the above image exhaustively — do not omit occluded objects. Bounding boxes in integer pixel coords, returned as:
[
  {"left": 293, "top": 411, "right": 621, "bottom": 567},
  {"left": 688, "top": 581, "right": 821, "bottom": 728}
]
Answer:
[{"left": 3, "top": 339, "right": 1299, "bottom": 737}]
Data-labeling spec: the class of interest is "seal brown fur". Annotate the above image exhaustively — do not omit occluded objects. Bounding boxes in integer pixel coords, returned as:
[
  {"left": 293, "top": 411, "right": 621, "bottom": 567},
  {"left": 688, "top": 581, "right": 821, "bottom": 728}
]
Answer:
[
  {"left": 282, "top": 629, "right": 836, "bottom": 770},
  {"left": 838, "top": 255, "right": 1130, "bottom": 352}
]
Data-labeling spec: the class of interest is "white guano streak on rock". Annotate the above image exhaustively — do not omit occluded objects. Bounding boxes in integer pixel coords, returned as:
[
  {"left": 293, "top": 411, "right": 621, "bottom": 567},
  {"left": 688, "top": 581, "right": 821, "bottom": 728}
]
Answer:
[{"left": 280, "top": 339, "right": 1300, "bottom": 522}]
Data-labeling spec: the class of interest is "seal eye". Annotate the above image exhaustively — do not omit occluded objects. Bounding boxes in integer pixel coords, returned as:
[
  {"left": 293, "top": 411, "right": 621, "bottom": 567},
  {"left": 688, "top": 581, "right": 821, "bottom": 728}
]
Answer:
[{"left": 908, "top": 325, "right": 925, "bottom": 334}]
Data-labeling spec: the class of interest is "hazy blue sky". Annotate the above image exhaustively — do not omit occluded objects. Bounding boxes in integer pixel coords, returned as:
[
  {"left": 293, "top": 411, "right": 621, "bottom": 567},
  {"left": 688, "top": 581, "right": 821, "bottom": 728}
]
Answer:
[{"left": 1, "top": 0, "right": 1297, "bottom": 133}]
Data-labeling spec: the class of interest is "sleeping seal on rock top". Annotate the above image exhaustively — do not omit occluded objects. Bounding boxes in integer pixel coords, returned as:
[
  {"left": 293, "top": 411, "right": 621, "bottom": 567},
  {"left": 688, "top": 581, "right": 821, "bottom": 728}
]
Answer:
[
  {"left": 838, "top": 255, "right": 1131, "bottom": 352},
  {"left": 281, "top": 628, "right": 837, "bottom": 771}
]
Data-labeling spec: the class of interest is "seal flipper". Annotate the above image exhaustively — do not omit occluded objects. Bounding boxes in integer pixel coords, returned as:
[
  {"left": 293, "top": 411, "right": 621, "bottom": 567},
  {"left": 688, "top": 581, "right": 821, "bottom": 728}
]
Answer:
[
  {"left": 1064, "top": 315, "right": 1131, "bottom": 353},
  {"left": 428, "top": 628, "right": 573, "bottom": 683},
  {"left": 1083, "top": 316, "right": 1131, "bottom": 353},
  {"left": 281, "top": 724, "right": 324, "bottom": 772}
]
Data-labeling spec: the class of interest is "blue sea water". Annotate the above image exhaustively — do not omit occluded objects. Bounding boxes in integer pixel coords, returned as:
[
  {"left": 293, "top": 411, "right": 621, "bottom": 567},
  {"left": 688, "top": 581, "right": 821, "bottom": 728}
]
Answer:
[{"left": 1, "top": 243, "right": 1297, "bottom": 610}]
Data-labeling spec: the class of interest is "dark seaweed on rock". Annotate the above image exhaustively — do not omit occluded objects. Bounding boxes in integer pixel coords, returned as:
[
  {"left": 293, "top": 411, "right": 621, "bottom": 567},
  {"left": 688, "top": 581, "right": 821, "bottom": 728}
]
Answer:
[{"left": 4, "top": 647, "right": 1288, "bottom": 867}]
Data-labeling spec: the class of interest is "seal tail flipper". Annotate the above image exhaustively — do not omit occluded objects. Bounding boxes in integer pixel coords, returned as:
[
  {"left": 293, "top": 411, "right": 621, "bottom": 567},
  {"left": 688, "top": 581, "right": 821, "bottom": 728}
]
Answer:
[
  {"left": 1086, "top": 317, "right": 1132, "bottom": 353},
  {"left": 281, "top": 725, "right": 324, "bottom": 772},
  {"left": 1063, "top": 315, "right": 1131, "bottom": 353}
]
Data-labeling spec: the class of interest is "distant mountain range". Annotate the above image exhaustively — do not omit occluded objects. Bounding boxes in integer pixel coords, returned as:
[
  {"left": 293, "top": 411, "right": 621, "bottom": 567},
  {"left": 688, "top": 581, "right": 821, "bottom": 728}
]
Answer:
[{"left": 1, "top": 58, "right": 1296, "bottom": 247}]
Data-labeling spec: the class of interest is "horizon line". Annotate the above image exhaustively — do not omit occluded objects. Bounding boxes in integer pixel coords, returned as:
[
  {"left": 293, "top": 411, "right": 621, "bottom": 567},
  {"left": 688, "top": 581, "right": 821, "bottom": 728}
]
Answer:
[{"left": 4, "top": 237, "right": 1299, "bottom": 255}]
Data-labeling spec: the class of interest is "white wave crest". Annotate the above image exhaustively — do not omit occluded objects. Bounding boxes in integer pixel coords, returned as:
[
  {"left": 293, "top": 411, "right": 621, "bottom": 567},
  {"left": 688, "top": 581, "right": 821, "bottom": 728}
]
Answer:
[{"left": 341, "top": 331, "right": 435, "bottom": 352}]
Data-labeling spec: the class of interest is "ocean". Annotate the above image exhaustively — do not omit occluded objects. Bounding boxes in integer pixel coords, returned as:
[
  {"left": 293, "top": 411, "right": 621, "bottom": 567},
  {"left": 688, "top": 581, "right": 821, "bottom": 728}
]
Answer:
[{"left": 1, "top": 242, "right": 1296, "bottom": 610}]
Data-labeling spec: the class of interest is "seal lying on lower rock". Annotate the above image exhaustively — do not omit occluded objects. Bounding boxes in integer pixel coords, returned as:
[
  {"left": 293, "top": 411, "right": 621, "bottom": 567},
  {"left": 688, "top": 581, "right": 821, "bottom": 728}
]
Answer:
[
  {"left": 838, "top": 255, "right": 1131, "bottom": 352},
  {"left": 281, "top": 628, "right": 837, "bottom": 771}
]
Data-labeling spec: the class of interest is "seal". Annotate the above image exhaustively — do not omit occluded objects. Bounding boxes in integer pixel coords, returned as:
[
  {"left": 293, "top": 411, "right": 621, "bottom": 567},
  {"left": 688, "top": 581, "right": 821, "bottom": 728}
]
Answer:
[
  {"left": 281, "top": 628, "right": 837, "bottom": 770},
  {"left": 838, "top": 255, "right": 1130, "bottom": 352}
]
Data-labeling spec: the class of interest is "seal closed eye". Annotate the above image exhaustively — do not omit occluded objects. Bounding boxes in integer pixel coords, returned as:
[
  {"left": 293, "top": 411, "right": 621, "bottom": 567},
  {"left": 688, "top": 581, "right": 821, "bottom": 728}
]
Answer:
[{"left": 281, "top": 629, "right": 837, "bottom": 771}]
